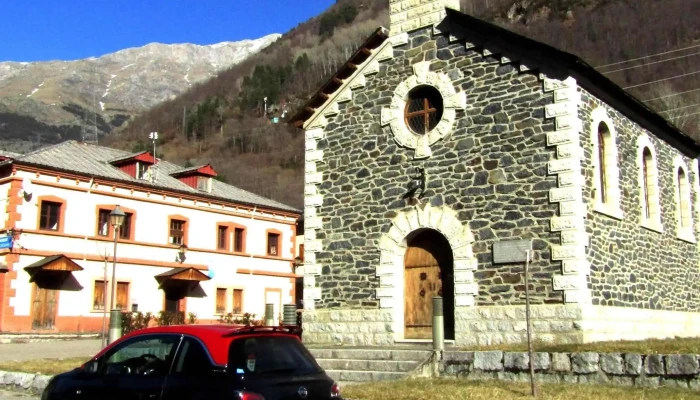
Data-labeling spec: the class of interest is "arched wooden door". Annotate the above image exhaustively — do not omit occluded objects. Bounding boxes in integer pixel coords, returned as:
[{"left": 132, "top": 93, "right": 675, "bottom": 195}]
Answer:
[{"left": 404, "top": 229, "right": 454, "bottom": 340}]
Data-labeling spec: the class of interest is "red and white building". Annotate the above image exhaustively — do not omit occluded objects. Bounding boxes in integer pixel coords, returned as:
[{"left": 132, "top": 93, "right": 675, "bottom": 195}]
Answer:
[{"left": 0, "top": 141, "right": 302, "bottom": 333}]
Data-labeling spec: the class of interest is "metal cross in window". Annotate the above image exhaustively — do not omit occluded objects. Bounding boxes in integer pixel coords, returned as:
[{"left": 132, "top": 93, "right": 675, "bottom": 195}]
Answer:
[{"left": 405, "top": 97, "right": 438, "bottom": 135}]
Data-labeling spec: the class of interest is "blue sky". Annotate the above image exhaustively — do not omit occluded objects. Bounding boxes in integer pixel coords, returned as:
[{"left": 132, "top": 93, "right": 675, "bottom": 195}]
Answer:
[{"left": 0, "top": 0, "right": 336, "bottom": 62}]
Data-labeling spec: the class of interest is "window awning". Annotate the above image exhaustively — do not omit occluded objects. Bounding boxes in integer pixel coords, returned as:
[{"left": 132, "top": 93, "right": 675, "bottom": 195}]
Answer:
[
  {"left": 154, "top": 267, "right": 211, "bottom": 289},
  {"left": 24, "top": 254, "right": 83, "bottom": 275},
  {"left": 23, "top": 255, "right": 84, "bottom": 290}
]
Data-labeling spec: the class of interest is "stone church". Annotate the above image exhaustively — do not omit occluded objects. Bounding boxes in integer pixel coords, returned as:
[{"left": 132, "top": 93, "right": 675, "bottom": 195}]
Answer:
[{"left": 289, "top": 0, "right": 700, "bottom": 347}]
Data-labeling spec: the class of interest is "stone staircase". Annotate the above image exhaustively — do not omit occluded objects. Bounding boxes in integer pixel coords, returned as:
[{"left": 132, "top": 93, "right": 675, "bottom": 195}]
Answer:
[{"left": 308, "top": 347, "right": 433, "bottom": 385}]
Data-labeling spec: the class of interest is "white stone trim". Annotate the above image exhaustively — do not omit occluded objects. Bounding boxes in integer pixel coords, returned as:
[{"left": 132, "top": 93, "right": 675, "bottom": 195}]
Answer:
[
  {"left": 672, "top": 155, "right": 695, "bottom": 243},
  {"left": 381, "top": 61, "right": 466, "bottom": 160},
  {"left": 693, "top": 160, "right": 700, "bottom": 252},
  {"left": 302, "top": 36, "right": 393, "bottom": 131},
  {"left": 636, "top": 135, "right": 663, "bottom": 233},
  {"left": 376, "top": 204, "right": 476, "bottom": 340},
  {"left": 543, "top": 77, "right": 591, "bottom": 305},
  {"left": 388, "top": 0, "right": 460, "bottom": 38},
  {"left": 302, "top": 127, "right": 326, "bottom": 310},
  {"left": 589, "top": 107, "right": 623, "bottom": 220}
]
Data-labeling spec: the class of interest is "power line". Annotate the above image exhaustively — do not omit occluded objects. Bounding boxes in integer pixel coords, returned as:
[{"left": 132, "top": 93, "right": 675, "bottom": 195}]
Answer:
[
  {"left": 602, "top": 51, "right": 700, "bottom": 74},
  {"left": 597, "top": 43, "right": 700, "bottom": 69},
  {"left": 659, "top": 103, "right": 700, "bottom": 113},
  {"left": 644, "top": 88, "right": 700, "bottom": 102},
  {"left": 623, "top": 70, "right": 700, "bottom": 89},
  {"left": 668, "top": 110, "right": 700, "bottom": 119}
]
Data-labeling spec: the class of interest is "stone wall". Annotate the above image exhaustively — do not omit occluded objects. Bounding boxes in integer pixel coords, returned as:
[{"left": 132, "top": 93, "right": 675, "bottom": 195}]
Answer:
[
  {"left": 578, "top": 88, "right": 700, "bottom": 312},
  {"left": 310, "top": 25, "right": 562, "bottom": 310},
  {"left": 439, "top": 350, "right": 700, "bottom": 389}
]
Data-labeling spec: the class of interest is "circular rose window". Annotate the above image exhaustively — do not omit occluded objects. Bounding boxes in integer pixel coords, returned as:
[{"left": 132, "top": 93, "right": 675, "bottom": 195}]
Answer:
[{"left": 404, "top": 85, "right": 444, "bottom": 135}]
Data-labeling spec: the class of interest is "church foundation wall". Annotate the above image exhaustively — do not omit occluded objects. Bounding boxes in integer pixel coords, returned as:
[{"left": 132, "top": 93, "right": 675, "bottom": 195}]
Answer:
[
  {"left": 301, "top": 305, "right": 585, "bottom": 347},
  {"left": 580, "top": 306, "right": 700, "bottom": 343}
]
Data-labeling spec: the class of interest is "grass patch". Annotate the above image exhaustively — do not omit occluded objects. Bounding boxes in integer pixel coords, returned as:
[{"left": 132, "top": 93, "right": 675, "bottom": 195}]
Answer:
[
  {"left": 0, "top": 357, "right": 88, "bottom": 375},
  {"left": 343, "top": 379, "right": 699, "bottom": 400},
  {"left": 465, "top": 337, "right": 700, "bottom": 354}
]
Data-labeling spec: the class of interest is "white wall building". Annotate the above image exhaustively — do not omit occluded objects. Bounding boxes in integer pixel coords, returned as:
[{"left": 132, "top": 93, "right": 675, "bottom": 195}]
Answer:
[{"left": 0, "top": 141, "right": 302, "bottom": 333}]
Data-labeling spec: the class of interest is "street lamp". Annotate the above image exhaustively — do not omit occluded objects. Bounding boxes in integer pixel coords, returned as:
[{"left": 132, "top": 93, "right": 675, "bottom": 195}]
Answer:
[
  {"left": 176, "top": 244, "right": 187, "bottom": 263},
  {"left": 108, "top": 205, "right": 125, "bottom": 345},
  {"left": 292, "top": 256, "right": 303, "bottom": 274}
]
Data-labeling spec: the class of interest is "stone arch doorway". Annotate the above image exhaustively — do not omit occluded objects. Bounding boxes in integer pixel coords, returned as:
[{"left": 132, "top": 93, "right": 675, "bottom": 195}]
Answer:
[
  {"left": 376, "top": 204, "right": 477, "bottom": 342},
  {"left": 403, "top": 229, "right": 455, "bottom": 340}
]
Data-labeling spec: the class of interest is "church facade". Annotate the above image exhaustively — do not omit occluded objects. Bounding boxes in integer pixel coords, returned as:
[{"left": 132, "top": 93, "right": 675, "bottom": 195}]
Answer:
[{"left": 289, "top": 0, "right": 700, "bottom": 347}]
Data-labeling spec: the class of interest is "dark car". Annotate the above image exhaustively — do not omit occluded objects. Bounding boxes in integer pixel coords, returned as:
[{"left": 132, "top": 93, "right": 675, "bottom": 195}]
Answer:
[{"left": 41, "top": 324, "right": 342, "bottom": 400}]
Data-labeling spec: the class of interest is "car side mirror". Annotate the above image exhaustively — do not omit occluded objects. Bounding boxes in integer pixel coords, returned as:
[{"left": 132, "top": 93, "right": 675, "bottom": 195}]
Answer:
[{"left": 83, "top": 360, "right": 100, "bottom": 374}]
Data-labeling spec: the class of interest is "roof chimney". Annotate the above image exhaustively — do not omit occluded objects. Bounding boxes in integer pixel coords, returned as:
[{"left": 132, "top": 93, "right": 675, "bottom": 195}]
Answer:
[{"left": 389, "top": 0, "right": 460, "bottom": 37}]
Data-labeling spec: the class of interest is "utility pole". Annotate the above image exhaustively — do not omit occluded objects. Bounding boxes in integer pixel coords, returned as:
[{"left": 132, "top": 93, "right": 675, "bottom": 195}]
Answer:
[{"left": 182, "top": 106, "right": 186, "bottom": 137}]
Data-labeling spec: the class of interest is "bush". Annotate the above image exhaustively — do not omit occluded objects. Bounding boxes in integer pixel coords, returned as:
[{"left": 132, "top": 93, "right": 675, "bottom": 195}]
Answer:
[
  {"left": 217, "top": 312, "right": 266, "bottom": 326},
  {"left": 121, "top": 311, "right": 153, "bottom": 334},
  {"left": 157, "top": 311, "right": 185, "bottom": 326}
]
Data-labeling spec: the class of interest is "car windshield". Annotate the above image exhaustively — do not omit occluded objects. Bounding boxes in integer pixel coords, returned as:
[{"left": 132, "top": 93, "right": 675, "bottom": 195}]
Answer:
[{"left": 228, "top": 335, "right": 321, "bottom": 377}]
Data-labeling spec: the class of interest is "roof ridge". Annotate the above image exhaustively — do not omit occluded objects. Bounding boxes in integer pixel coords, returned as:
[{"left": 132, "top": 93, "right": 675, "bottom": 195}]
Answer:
[{"left": 18, "top": 139, "right": 79, "bottom": 159}]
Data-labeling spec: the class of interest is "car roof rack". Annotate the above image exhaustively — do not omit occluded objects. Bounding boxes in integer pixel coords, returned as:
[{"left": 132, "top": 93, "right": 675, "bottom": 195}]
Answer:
[{"left": 221, "top": 325, "right": 302, "bottom": 338}]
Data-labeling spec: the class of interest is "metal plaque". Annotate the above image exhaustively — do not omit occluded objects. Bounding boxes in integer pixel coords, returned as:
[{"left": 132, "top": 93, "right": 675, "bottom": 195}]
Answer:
[{"left": 492, "top": 239, "right": 532, "bottom": 264}]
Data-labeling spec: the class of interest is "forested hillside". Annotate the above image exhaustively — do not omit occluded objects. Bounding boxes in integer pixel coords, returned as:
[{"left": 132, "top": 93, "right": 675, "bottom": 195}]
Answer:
[{"left": 109, "top": 0, "right": 700, "bottom": 209}]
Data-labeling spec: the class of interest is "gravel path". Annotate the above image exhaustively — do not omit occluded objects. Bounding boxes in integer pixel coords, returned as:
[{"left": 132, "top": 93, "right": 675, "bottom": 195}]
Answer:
[{"left": 0, "top": 339, "right": 102, "bottom": 362}]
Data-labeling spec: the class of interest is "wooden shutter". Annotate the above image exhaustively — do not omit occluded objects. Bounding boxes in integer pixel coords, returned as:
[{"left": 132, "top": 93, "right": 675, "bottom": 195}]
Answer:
[
  {"left": 116, "top": 282, "right": 129, "bottom": 311},
  {"left": 268, "top": 233, "right": 279, "bottom": 255},
  {"left": 217, "top": 226, "right": 228, "bottom": 250},
  {"left": 93, "top": 280, "right": 106, "bottom": 310},
  {"left": 119, "top": 213, "right": 132, "bottom": 240},
  {"left": 232, "top": 289, "right": 243, "bottom": 314},
  {"left": 216, "top": 288, "right": 226, "bottom": 314},
  {"left": 234, "top": 228, "right": 244, "bottom": 252}
]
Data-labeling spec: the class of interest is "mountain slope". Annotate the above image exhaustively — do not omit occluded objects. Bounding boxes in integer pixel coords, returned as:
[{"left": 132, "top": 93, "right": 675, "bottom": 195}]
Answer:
[
  {"left": 108, "top": 0, "right": 700, "bottom": 210},
  {"left": 0, "top": 34, "right": 281, "bottom": 153}
]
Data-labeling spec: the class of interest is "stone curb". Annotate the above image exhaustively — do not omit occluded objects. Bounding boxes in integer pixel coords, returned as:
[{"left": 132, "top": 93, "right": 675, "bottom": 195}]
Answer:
[
  {"left": 0, "top": 334, "right": 99, "bottom": 344},
  {"left": 0, "top": 370, "right": 51, "bottom": 394}
]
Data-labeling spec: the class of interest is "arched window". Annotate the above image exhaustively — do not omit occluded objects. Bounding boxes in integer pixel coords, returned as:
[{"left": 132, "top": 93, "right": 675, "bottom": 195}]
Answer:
[
  {"left": 642, "top": 147, "right": 653, "bottom": 219},
  {"left": 591, "top": 108, "right": 622, "bottom": 219},
  {"left": 673, "top": 158, "right": 694, "bottom": 242},
  {"left": 638, "top": 139, "right": 662, "bottom": 232},
  {"left": 597, "top": 122, "right": 609, "bottom": 204},
  {"left": 677, "top": 167, "right": 689, "bottom": 227}
]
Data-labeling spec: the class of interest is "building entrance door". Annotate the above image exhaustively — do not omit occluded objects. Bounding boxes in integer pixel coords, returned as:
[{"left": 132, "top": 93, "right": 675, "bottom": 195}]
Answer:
[
  {"left": 403, "top": 229, "right": 454, "bottom": 340},
  {"left": 31, "top": 284, "right": 57, "bottom": 330}
]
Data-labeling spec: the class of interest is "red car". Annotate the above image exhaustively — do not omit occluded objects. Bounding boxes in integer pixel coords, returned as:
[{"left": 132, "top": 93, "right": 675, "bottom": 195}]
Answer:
[{"left": 41, "top": 325, "right": 342, "bottom": 400}]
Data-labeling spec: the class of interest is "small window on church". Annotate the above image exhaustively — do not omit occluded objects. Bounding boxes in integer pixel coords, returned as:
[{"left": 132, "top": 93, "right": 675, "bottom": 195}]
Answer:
[
  {"left": 677, "top": 167, "right": 691, "bottom": 229},
  {"left": 597, "top": 123, "right": 610, "bottom": 204},
  {"left": 404, "top": 86, "right": 443, "bottom": 135},
  {"left": 642, "top": 147, "right": 653, "bottom": 219}
]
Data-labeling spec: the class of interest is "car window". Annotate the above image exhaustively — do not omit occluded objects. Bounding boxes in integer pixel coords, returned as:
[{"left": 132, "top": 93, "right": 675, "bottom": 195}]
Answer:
[
  {"left": 102, "top": 335, "right": 181, "bottom": 376},
  {"left": 172, "top": 337, "right": 214, "bottom": 376},
  {"left": 228, "top": 336, "right": 320, "bottom": 377}
]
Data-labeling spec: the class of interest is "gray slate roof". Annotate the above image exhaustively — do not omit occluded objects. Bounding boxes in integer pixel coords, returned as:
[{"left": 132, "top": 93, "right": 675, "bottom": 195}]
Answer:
[
  {"left": 11, "top": 140, "right": 300, "bottom": 214},
  {"left": 0, "top": 150, "right": 21, "bottom": 159}
]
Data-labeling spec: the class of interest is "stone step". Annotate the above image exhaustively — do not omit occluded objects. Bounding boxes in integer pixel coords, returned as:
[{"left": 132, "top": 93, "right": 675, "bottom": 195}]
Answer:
[
  {"left": 325, "top": 370, "right": 407, "bottom": 382},
  {"left": 309, "top": 348, "right": 430, "bottom": 362},
  {"left": 316, "top": 358, "right": 420, "bottom": 372}
]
